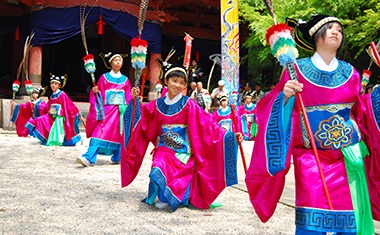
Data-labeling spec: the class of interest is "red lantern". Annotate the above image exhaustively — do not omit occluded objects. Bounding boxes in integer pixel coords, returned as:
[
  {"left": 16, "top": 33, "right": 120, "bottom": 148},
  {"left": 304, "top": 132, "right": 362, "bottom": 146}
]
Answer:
[
  {"left": 96, "top": 14, "right": 106, "bottom": 35},
  {"left": 15, "top": 25, "right": 19, "bottom": 41}
]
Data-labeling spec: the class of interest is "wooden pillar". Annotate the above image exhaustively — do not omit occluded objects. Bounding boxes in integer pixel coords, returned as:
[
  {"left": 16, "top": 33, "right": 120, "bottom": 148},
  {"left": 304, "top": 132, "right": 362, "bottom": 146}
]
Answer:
[
  {"left": 148, "top": 52, "right": 161, "bottom": 101},
  {"left": 29, "top": 46, "right": 42, "bottom": 87}
]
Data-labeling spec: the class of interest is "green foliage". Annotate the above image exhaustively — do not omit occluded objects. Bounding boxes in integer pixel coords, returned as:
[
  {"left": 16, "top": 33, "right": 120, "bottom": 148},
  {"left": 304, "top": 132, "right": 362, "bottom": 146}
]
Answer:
[{"left": 239, "top": 0, "right": 380, "bottom": 85}]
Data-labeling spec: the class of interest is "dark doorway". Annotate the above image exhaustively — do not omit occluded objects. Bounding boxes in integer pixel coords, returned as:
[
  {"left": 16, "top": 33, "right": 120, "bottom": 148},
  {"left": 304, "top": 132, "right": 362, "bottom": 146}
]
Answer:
[{"left": 41, "top": 25, "right": 131, "bottom": 101}]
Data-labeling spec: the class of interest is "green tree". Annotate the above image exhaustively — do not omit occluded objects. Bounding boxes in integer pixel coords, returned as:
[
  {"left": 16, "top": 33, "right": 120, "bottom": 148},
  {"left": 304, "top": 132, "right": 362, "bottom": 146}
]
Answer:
[{"left": 239, "top": 0, "right": 380, "bottom": 86}]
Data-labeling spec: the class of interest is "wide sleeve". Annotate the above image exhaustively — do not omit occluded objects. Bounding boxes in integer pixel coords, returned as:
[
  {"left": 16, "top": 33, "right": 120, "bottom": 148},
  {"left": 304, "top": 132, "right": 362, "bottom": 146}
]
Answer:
[
  {"left": 85, "top": 75, "right": 105, "bottom": 137},
  {"left": 35, "top": 100, "right": 48, "bottom": 117},
  {"left": 59, "top": 92, "right": 82, "bottom": 140},
  {"left": 124, "top": 76, "right": 132, "bottom": 105},
  {"left": 11, "top": 102, "right": 33, "bottom": 137},
  {"left": 120, "top": 99, "right": 156, "bottom": 188},
  {"left": 187, "top": 100, "right": 238, "bottom": 209},
  {"left": 356, "top": 86, "right": 380, "bottom": 221},
  {"left": 245, "top": 69, "right": 296, "bottom": 222}
]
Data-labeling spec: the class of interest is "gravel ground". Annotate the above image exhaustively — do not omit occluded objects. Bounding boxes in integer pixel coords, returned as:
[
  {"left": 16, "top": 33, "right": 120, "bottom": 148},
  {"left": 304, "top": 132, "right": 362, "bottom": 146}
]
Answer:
[{"left": 0, "top": 128, "right": 296, "bottom": 235}]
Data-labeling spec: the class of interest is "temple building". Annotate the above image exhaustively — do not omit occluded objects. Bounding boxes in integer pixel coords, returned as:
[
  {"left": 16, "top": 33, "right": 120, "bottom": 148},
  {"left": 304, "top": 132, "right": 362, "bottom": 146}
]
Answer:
[{"left": 0, "top": 0, "right": 248, "bottom": 101}]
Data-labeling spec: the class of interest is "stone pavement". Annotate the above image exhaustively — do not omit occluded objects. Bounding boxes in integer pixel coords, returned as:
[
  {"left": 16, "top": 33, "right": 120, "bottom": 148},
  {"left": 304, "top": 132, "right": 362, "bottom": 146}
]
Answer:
[{"left": 0, "top": 128, "right": 379, "bottom": 234}]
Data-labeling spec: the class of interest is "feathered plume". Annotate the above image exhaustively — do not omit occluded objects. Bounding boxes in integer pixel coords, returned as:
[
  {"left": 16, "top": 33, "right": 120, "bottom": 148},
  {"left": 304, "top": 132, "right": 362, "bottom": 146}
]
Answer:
[
  {"left": 265, "top": 23, "right": 298, "bottom": 67},
  {"left": 131, "top": 0, "right": 149, "bottom": 87}
]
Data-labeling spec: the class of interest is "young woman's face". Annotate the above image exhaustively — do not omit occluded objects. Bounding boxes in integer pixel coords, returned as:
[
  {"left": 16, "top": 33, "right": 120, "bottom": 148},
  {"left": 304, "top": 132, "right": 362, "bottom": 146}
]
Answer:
[
  {"left": 165, "top": 76, "right": 187, "bottom": 99},
  {"left": 50, "top": 81, "right": 60, "bottom": 92},
  {"left": 110, "top": 56, "right": 123, "bottom": 72},
  {"left": 317, "top": 22, "right": 343, "bottom": 51}
]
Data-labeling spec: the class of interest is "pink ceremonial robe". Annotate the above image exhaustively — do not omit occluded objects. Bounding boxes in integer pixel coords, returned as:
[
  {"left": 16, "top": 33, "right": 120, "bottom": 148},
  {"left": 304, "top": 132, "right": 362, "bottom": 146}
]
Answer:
[
  {"left": 121, "top": 95, "right": 238, "bottom": 211},
  {"left": 238, "top": 103, "right": 256, "bottom": 141},
  {"left": 212, "top": 106, "right": 241, "bottom": 133},
  {"left": 245, "top": 58, "right": 380, "bottom": 233},
  {"left": 85, "top": 72, "right": 131, "bottom": 144},
  {"left": 26, "top": 90, "right": 82, "bottom": 146},
  {"left": 11, "top": 99, "right": 47, "bottom": 137}
]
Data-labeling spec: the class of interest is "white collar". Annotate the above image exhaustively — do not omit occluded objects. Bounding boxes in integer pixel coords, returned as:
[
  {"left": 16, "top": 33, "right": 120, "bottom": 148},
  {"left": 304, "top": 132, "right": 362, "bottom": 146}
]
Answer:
[
  {"left": 53, "top": 89, "right": 61, "bottom": 95},
  {"left": 311, "top": 52, "right": 338, "bottom": 72},
  {"left": 110, "top": 70, "right": 122, "bottom": 78},
  {"left": 164, "top": 93, "right": 182, "bottom": 105},
  {"left": 245, "top": 103, "right": 254, "bottom": 108},
  {"left": 220, "top": 106, "right": 229, "bottom": 112}
]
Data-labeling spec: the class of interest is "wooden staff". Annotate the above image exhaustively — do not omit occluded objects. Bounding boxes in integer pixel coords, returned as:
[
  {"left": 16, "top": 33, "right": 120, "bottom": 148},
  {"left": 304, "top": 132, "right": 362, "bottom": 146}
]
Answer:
[{"left": 230, "top": 104, "right": 247, "bottom": 173}]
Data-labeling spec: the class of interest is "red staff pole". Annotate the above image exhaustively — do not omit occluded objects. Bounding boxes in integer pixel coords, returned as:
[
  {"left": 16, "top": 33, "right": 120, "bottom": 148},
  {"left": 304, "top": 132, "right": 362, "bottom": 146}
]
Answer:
[
  {"left": 139, "top": 73, "right": 146, "bottom": 97},
  {"left": 287, "top": 63, "right": 333, "bottom": 210},
  {"left": 230, "top": 104, "right": 248, "bottom": 173}
]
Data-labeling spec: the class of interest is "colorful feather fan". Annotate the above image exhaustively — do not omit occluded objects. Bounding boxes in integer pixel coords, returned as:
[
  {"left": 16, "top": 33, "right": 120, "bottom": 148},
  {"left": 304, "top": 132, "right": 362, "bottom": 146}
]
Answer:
[{"left": 265, "top": 23, "right": 298, "bottom": 67}]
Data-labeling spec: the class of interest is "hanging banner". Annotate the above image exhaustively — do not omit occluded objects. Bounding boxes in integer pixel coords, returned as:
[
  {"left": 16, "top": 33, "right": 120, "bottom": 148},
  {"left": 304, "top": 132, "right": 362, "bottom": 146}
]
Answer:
[
  {"left": 183, "top": 33, "right": 194, "bottom": 69},
  {"left": 221, "top": 0, "right": 240, "bottom": 105}
]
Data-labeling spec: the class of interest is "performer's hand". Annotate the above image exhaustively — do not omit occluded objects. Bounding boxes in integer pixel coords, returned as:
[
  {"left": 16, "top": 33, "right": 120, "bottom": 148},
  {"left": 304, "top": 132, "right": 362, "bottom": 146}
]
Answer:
[
  {"left": 92, "top": 86, "right": 99, "bottom": 94},
  {"left": 131, "top": 87, "right": 140, "bottom": 98},
  {"left": 236, "top": 132, "right": 244, "bottom": 142},
  {"left": 284, "top": 80, "right": 303, "bottom": 98}
]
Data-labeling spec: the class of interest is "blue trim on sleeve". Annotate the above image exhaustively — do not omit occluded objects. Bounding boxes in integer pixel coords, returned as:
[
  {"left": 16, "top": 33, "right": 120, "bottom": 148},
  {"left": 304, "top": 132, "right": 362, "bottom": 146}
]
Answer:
[
  {"left": 95, "top": 93, "right": 104, "bottom": 121},
  {"left": 124, "top": 98, "right": 141, "bottom": 148},
  {"left": 224, "top": 131, "right": 238, "bottom": 186},
  {"left": 371, "top": 86, "right": 380, "bottom": 130},
  {"left": 266, "top": 92, "right": 292, "bottom": 176},
  {"left": 11, "top": 104, "right": 20, "bottom": 123}
]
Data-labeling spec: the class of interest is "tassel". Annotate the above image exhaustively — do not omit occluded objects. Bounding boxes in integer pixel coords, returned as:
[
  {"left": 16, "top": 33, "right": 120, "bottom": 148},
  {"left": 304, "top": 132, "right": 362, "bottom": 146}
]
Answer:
[{"left": 96, "top": 14, "right": 106, "bottom": 35}]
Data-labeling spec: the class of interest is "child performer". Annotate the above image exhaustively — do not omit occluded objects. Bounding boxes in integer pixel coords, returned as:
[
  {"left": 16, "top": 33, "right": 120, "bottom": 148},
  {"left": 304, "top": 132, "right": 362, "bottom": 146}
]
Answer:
[
  {"left": 76, "top": 52, "right": 131, "bottom": 167},
  {"left": 238, "top": 91, "right": 257, "bottom": 141},
  {"left": 121, "top": 59, "right": 242, "bottom": 211},
  {"left": 26, "top": 75, "right": 84, "bottom": 146},
  {"left": 212, "top": 95, "right": 241, "bottom": 133},
  {"left": 11, "top": 87, "right": 47, "bottom": 137}
]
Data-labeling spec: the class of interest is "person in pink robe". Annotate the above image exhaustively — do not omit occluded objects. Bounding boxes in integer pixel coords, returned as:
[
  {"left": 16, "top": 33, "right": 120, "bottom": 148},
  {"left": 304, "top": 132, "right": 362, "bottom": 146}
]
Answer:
[
  {"left": 121, "top": 59, "right": 242, "bottom": 211},
  {"left": 11, "top": 87, "right": 47, "bottom": 137},
  {"left": 76, "top": 52, "right": 132, "bottom": 167},
  {"left": 245, "top": 15, "right": 380, "bottom": 234},
  {"left": 26, "top": 75, "right": 84, "bottom": 146},
  {"left": 238, "top": 91, "right": 257, "bottom": 141},
  {"left": 212, "top": 95, "right": 241, "bottom": 133}
]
